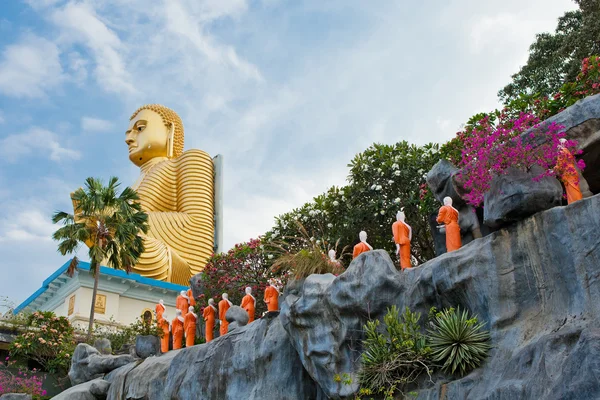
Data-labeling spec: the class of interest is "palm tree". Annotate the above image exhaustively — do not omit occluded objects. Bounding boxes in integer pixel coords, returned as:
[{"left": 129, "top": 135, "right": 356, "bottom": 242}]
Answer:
[{"left": 52, "top": 177, "right": 149, "bottom": 340}]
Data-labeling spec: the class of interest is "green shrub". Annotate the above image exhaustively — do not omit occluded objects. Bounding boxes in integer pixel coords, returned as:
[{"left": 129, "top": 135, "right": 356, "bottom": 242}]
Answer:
[
  {"left": 427, "top": 307, "right": 491, "bottom": 376},
  {"left": 359, "top": 306, "right": 432, "bottom": 398}
]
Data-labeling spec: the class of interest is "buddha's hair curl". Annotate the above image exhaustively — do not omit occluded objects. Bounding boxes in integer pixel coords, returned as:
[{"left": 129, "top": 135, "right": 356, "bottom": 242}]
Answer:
[{"left": 130, "top": 104, "right": 184, "bottom": 157}]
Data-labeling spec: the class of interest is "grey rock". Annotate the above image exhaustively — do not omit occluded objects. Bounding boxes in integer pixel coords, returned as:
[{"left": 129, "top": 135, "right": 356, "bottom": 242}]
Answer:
[
  {"left": 135, "top": 334, "right": 161, "bottom": 358},
  {"left": 225, "top": 305, "right": 249, "bottom": 331},
  {"left": 282, "top": 193, "right": 600, "bottom": 399},
  {"left": 89, "top": 379, "right": 110, "bottom": 398},
  {"left": 51, "top": 378, "right": 107, "bottom": 400},
  {"left": 0, "top": 394, "right": 32, "bottom": 400},
  {"left": 101, "top": 315, "right": 318, "bottom": 399},
  {"left": 68, "top": 343, "right": 135, "bottom": 385},
  {"left": 190, "top": 272, "right": 205, "bottom": 304},
  {"left": 483, "top": 166, "right": 563, "bottom": 228},
  {"left": 93, "top": 338, "right": 112, "bottom": 355},
  {"left": 426, "top": 159, "right": 464, "bottom": 207}
]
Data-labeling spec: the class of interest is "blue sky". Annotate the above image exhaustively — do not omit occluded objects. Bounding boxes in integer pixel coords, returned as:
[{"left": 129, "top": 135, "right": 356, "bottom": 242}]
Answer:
[{"left": 0, "top": 0, "right": 577, "bottom": 307}]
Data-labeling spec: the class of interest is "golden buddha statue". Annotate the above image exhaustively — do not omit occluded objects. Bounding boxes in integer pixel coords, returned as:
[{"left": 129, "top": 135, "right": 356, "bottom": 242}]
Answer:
[{"left": 124, "top": 104, "right": 215, "bottom": 284}]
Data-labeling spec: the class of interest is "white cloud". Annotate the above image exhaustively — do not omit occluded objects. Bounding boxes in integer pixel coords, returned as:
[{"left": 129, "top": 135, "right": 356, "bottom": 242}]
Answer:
[
  {"left": 50, "top": 2, "right": 133, "bottom": 94},
  {"left": 0, "top": 34, "right": 63, "bottom": 98},
  {"left": 81, "top": 117, "right": 114, "bottom": 133},
  {"left": 0, "top": 127, "right": 80, "bottom": 163},
  {"left": 0, "top": 209, "right": 55, "bottom": 242}
]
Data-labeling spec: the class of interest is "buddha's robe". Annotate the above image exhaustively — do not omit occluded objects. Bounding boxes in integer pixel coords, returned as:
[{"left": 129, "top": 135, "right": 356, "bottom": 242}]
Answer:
[
  {"left": 158, "top": 316, "right": 170, "bottom": 353},
  {"left": 437, "top": 205, "right": 461, "bottom": 252},
  {"left": 184, "top": 312, "right": 197, "bottom": 347},
  {"left": 264, "top": 286, "right": 279, "bottom": 312},
  {"left": 176, "top": 295, "right": 189, "bottom": 316},
  {"left": 155, "top": 303, "right": 165, "bottom": 321},
  {"left": 556, "top": 147, "right": 583, "bottom": 204},
  {"left": 187, "top": 289, "right": 196, "bottom": 307},
  {"left": 392, "top": 221, "right": 411, "bottom": 269},
  {"left": 131, "top": 150, "right": 215, "bottom": 285},
  {"left": 219, "top": 299, "right": 232, "bottom": 335},
  {"left": 241, "top": 294, "right": 256, "bottom": 323},
  {"left": 352, "top": 242, "right": 372, "bottom": 259},
  {"left": 171, "top": 316, "right": 185, "bottom": 350},
  {"left": 203, "top": 305, "right": 216, "bottom": 343}
]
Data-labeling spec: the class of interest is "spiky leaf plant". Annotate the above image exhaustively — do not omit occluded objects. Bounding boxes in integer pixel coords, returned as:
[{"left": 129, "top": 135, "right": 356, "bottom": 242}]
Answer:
[{"left": 427, "top": 307, "right": 491, "bottom": 376}]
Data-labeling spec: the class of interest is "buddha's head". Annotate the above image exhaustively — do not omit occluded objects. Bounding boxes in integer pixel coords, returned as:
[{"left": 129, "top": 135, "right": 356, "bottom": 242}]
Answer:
[
  {"left": 443, "top": 196, "right": 453, "bottom": 207},
  {"left": 328, "top": 249, "right": 336, "bottom": 261},
  {"left": 125, "top": 104, "right": 184, "bottom": 167},
  {"left": 245, "top": 287, "right": 252, "bottom": 295},
  {"left": 396, "top": 210, "right": 405, "bottom": 222},
  {"left": 359, "top": 231, "right": 367, "bottom": 242}
]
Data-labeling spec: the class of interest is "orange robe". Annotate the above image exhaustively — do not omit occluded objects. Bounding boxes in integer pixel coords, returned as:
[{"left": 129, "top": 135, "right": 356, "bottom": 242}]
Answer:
[
  {"left": 352, "top": 242, "right": 371, "bottom": 259},
  {"left": 203, "top": 305, "right": 216, "bottom": 342},
  {"left": 155, "top": 303, "right": 165, "bottom": 320},
  {"left": 219, "top": 299, "right": 231, "bottom": 336},
  {"left": 437, "top": 205, "right": 461, "bottom": 252},
  {"left": 158, "top": 317, "right": 170, "bottom": 353},
  {"left": 264, "top": 286, "right": 279, "bottom": 312},
  {"left": 176, "top": 295, "right": 189, "bottom": 316},
  {"left": 184, "top": 312, "right": 197, "bottom": 347},
  {"left": 556, "top": 148, "right": 583, "bottom": 204},
  {"left": 392, "top": 221, "right": 411, "bottom": 269},
  {"left": 187, "top": 289, "right": 196, "bottom": 307},
  {"left": 171, "top": 316, "right": 184, "bottom": 350},
  {"left": 241, "top": 294, "right": 256, "bottom": 322}
]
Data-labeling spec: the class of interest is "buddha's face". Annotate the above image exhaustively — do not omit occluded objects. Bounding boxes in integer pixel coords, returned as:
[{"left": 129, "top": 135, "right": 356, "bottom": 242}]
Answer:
[{"left": 125, "top": 109, "right": 170, "bottom": 166}]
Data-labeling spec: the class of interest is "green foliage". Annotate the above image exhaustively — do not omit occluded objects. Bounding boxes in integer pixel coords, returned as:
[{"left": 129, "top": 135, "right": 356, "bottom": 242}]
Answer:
[
  {"left": 269, "top": 221, "right": 348, "bottom": 280},
  {"left": 88, "top": 317, "right": 163, "bottom": 353},
  {"left": 359, "top": 306, "right": 432, "bottom": 399},
  {"left": 499, "top": 1, "right": 600, "bottom": 103},
  {"left": 9, "top": 311, "right": 75, "bottom": 375},
  {"left": 427, "top": 307, "right": 491, "bottom": 377},
  {"left": 264, "top": 141, "right": 443, "bottom": 268}
]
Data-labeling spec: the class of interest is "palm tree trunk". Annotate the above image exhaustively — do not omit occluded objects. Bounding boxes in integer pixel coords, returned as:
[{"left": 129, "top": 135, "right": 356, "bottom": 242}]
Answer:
[{"left": 87, "top": 260, "right": 100, "bottom": 341}]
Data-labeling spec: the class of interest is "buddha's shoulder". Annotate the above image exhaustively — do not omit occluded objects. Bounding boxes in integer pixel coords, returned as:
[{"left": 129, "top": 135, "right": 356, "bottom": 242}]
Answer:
[{"left": 168, "top": 149, "right": 214, "bottom": 171}]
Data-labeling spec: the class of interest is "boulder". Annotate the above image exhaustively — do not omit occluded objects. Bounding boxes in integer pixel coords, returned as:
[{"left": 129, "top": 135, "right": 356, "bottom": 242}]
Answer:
[
  {"left": 51, "top": 378, "right": 109, "bottom": 400},
  {"left": 0, "top": 394, "right": 32, "bottom": 400},
  {"left": 225, "top": 305, "right": 249, "bottom": 331},
  {"left": 68, "top": 343, "right": 135, "bottom": 385},
  {"left": 483, "top": 166, "right": 563, "bottom": 228},
  {"left": 135, "top": 334, "right": 161, "bottom": 358},
  {"left": 93, "top": 338, "right": 112, "bottom": 355},
  {"left": 102, "top": 314, "right": 318, "bottom": 399},
  {"left": 426, "top": 159, "right": 464, "bottom": 207}
]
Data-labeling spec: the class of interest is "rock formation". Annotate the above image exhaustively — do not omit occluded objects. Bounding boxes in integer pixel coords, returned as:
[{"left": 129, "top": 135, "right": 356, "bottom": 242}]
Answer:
[
  {"left": 62, "top": 193, "right": 600, "bottom": 399},
  {"left": 68, "top": 343, "right": 135, "bottom": 386}
]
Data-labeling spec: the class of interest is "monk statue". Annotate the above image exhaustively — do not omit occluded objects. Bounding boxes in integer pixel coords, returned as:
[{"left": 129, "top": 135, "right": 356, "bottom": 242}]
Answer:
[
  {"left": 352, "top": 231, "right": 373, "bottom": 259},
  {"left": 264, "top": 279, "right": 280, "bottom": 312},
  {"left": 219, "top": 293, "right": 232, "bottom": 336},
  {"left": 155, "top": 299, "right": 166, "bottom": 321},
  {"left": 555, "top": 138, "right": 583, "bottom": 204},
  {"left": 158, "top": 313, "right": 170, "bottom": 353},
  {"left": 392, "top": 210, "right": 412, "bottom": 269},
  {"left": 187, "top": 287, "right": 196, "bottom": 307},
  {"left": 203, "top": 298, "right": 217, "bottom": 343},
  {"left": 176, "top": 290, "right": 190, "bottom": 316},
  {"left": 436, "top": 196, "right": 462, "bottom": 252},
  {"left": 171, "top": 309, "right": 185, "bottom": 350},
  {"left": 124, "top": 104, "right": 215, "bottom": 285},
  {"left": 241, "top": 287, "right": 256, "bottom": 323},
  {"left": 184, "top": 306, "right": 197, "bottom": 347}
]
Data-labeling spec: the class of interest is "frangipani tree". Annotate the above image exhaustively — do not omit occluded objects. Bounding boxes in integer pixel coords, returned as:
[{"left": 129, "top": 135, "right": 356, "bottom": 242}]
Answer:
[{"left": 52, "top": 177, "right": 149, "bottom": 339}]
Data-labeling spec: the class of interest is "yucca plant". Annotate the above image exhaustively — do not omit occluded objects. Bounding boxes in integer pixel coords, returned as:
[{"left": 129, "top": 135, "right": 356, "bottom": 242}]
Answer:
[{"left": 427, "top": 307, "right": 491, "bottom": 376}]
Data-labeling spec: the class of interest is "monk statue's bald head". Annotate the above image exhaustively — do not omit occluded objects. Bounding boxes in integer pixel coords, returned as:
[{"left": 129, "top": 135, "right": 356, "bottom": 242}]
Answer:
[{"left": 125, "top": 104, "right": 184, "bottom": 166}]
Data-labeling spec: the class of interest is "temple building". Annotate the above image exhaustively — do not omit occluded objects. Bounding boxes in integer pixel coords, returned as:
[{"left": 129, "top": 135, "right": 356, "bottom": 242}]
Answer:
[{"left": 13, "top": 259, "right": 187, "bottom": 330}]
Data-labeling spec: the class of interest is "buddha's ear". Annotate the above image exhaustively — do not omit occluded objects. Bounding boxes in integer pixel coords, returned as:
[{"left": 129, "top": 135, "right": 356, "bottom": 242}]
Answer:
[{"left": 167, "top": 122, "right": 175, "bottom": 158}]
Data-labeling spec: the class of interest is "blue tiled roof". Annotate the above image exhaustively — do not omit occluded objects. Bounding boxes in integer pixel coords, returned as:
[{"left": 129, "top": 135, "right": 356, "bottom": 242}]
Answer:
[{"left": 14, "top": 259, "right": 188, "bottom": 314}]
